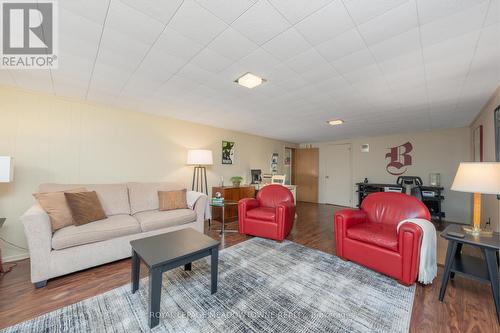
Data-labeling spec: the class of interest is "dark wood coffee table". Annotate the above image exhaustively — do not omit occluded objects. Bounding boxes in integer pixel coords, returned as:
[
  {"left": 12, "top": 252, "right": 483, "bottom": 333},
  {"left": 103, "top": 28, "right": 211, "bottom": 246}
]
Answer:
[{"left": 130, "top": 228, "right": 220, "bottom": 328}]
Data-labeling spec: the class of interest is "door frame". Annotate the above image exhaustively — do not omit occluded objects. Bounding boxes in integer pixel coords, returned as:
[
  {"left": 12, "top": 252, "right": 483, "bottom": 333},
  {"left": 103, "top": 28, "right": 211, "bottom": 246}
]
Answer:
[{"left": 323, "top": 143, "right": 353, "bottom": 207}]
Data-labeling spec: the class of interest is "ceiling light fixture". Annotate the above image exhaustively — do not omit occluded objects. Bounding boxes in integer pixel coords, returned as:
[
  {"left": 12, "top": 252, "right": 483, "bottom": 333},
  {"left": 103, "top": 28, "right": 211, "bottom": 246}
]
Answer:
[
  {"left": 235, "top": 73, "right": 266, "bottom": 89},
  {"left": 327, "top": 119, "right": 344, "bottom": 126}
]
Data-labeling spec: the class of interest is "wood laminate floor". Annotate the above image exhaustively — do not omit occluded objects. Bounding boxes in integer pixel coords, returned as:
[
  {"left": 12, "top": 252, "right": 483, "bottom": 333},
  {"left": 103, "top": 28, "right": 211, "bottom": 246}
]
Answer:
[{"left": 0, "top": 202, "right": 498, "bottom": 332}]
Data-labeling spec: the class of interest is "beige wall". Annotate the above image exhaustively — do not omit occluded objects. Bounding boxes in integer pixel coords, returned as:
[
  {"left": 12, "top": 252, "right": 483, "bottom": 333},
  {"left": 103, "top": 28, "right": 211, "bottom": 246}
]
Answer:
[
  {"left": 304, "top": 127, "right": 472, "bottom": 224},
  {"left": 0, "top": 85, "right": 294, "bottom": 261},
  {"left": 470, "top": 87, "right": 500, "bottom": 232}
]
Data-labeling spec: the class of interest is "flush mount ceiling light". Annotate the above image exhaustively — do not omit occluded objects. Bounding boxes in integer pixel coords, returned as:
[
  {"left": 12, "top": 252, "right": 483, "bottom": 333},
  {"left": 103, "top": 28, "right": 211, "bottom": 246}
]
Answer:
[
  {"left": 327, "top": 119, "right": 344, "bottom": 126},
  {"left": 235, "top": 73, "right": 266, "bottom": 89}
]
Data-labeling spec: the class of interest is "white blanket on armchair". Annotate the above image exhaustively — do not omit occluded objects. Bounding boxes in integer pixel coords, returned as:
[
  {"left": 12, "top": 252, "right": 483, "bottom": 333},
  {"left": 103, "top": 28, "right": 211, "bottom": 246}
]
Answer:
[
  {"left": 187, "top": 191, "right": 212, "bottom": 220},
  {"left": 397, "top": 218, "right": 437, "bottom": 285}
]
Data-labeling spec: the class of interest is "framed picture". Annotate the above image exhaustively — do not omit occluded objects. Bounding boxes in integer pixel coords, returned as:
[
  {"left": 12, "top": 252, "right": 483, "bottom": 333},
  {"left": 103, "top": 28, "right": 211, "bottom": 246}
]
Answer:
[
  {"left": 271, "top": 153, "right": 278, "bottom": 173},
  {"left": 473, "top": 125, "right": 483, "bottom": 162},
  {"left": 222, "top": 141, "right": 235, "bottom": 165}
]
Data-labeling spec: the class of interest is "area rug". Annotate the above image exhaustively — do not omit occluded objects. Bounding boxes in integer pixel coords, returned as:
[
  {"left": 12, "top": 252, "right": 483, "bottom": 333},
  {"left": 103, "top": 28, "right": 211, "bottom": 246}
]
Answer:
[{"left": 2, "top": 238, "right": 415, "bottom": 333}]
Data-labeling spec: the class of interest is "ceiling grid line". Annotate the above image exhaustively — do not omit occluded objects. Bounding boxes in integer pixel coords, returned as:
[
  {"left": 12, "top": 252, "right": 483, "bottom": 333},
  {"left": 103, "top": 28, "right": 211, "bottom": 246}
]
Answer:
[{"left": 84, "top": 0, "right": 112, "bottom": 100}]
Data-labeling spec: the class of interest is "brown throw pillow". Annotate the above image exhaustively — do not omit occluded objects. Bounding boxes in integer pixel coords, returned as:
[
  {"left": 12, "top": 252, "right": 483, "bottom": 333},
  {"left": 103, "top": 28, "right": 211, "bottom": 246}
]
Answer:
[
  {"left": 158, "top": 189, "right": 188, "bottom": 211},
  {"left": 33, "top": 187, "right": 87, "bottom": 232},
  {"left": 64, "top": 191, "right": 107, "bottom": 226}
]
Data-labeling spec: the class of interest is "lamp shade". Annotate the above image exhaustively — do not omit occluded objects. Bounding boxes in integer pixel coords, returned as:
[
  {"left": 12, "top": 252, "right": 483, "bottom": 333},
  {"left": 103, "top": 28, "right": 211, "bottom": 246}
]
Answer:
[
  {"left": 0, "top": 156, "right": 14, "bottom": 183},
  {"left": 187, "top": 149, "right": 213, "bottom": 165},
  {"left": 451, "top": 162, "right": 500, "bottom": 195}
]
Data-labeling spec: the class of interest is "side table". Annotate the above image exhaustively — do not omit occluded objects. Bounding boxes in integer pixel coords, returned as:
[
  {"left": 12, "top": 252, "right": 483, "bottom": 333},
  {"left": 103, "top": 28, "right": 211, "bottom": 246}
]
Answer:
[
  {"left": 439, "top": 225, "right": 499, "bottom": 323},
  {"left": 209, "top": 201, "right": 239, "bottom": 235}
]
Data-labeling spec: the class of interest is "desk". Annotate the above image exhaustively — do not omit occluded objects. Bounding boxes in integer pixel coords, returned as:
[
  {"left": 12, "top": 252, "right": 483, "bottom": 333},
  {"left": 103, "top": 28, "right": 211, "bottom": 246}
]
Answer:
[
  {"left": 439, "top": 225, "right": 499, "bottom": 322},
  {"left": 356, "top": 183, "right": 445, "bottom": 224}
]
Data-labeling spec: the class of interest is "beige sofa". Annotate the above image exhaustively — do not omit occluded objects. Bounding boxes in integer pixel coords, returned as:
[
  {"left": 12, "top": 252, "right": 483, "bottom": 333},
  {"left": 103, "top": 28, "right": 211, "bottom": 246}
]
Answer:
[{"left": 21, "top": 182, "right": 207, "bottom": 288}]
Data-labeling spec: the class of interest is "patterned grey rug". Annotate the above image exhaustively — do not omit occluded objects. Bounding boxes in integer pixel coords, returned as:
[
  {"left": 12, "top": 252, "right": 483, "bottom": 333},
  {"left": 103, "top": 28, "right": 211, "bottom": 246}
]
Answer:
[{"left": 2, "top": 238, "right": 415, "bottom": 333}]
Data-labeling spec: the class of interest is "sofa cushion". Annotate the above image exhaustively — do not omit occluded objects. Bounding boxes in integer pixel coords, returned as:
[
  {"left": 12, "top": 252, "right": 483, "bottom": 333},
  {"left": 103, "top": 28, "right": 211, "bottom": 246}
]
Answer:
[
  {"left": 246, "top": 207, "right": 276, "bottom": 222},
  {"left": 134, "top": 209, "right": 197, "bottom": 232},
  {"left": 65, "top": 191, "right": 107, "bottom": 226},
  {"left": 159, "top": 189, "right": 188, "bottom": 211},
  {"left": 39, "top": 183, "right": 130, "bottom": 216},
  {"left": 127, "top": 182, "right": 184, "bottom": 214},
  {"left": 347, "top": 223, "right": 398, "bottom": 252},
  {"left": 33, "top": 187, "right": 87, "bottom": 231},
  {"left": 52, "top": 214, "right": 141, "bottom": 250}
]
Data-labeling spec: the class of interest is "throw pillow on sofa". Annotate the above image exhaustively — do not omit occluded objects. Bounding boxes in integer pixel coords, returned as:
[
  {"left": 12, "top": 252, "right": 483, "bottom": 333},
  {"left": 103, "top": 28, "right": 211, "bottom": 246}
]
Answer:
[
  {"left": 158, "top": 189, "right": 188, "bottom": 211},
  {"left": 33, "top": 187, "right": 87, "bottom": 232},
  {"left": 65, "top": 191, "right": 107, "bottom": 226}
]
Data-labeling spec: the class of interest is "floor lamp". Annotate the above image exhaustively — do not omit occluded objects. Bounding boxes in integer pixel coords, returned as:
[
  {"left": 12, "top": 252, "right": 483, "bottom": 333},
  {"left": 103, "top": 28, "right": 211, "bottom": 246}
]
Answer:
[
  {"left": 187, "top": 150, "right": 213, "bottom": 195},
  {"left": 0, "top": 156, "right": 14, "bottom": 275}
]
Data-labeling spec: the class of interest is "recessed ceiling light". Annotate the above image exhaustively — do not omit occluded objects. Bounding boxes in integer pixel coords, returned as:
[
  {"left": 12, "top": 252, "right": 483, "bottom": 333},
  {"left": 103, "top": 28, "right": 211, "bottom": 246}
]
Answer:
[
  {"left": 327, "top": 119, "right": 344, "bottom": 126},
  {"left": 235, "top": 73, "right": 266, "bottom": 89}
]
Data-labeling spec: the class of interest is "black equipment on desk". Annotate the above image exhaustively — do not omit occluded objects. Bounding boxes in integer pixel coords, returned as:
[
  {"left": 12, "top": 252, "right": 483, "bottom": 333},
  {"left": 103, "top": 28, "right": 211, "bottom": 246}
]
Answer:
[
  {"left": 356, "top": 180, "right": 445, "bottom": 225},
  {"left": 397, "top": 176, "right": 423, "bottom": 200}
]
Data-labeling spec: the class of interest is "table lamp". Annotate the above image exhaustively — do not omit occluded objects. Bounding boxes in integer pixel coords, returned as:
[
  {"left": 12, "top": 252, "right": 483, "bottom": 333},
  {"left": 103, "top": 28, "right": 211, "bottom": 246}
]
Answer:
[
  {"left": 451, "top": 162, "right": 500, "bottom": 235},
  {"left": 187, "top": 149, "right": 213, "bottom": 195}
]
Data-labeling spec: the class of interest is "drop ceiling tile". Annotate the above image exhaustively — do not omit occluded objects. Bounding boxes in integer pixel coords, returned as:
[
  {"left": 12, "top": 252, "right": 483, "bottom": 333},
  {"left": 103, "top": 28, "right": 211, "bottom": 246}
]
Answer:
[
  {"left": 106, "top": 0, "right": 164, "bottom": 45},
  {"left": 207, "top": 28, "right": 259, "bottom": 61},
  {"left": 331, "top": 49, "right": 376, "bottom": 74},
  {"left": 369, "top": 28, "right": 421, "bottom": 63},
  {"left": 316, "top": 29, "right": 365, "bottom": 62},
  {"left": 231, "top": 0, "right": 290, "bottom": 45},
  {"left": 294, "top": 0, "right": 354, "bottom": 45},
  {"left": 0, "top": 70, "right": 15, "bottom": 86},
  {"left": 262, "top": 28, "right": 311, "bottom": 61},
  {"left": 53, "top": 78, "right": 88, "bottom": 100},
  {"left": 97, "top": 28, "right": 150, "bottom": 70},
  {"left": 416, "top": 0, "right": 487, "bottom": 25},
  {"left": 300, "top": 65, "right": 339, "bottom": 84},
  {"left": 168, "top": 0, "right": 228, "bottom": 45},
  {"left": 134, "top": 51, "right": 186, "bottom": 82},
  {"left": 176, "top": 64, "right": 218, "bottom": 85},
  {"left": 52, "top": 53, "right": 94, "bottom": 82},
  {"left": 151, "top": 28, "right": 204, "bottom": 63},
  {"left": 423, "top": 30, "right": 479, "bottom": 64},
  {"left": 484, "top": 0, "right": 500, "bottom": 26},
  {"left": 420, "top": 1, "right": 489, "bottom": 46},
  {"left": 268, "top": 0, "right": 332, "bottom": 24},
  {"left": 191, "top": 48, "right": 235, "bottom": 73},
  {"left": 378, "top": 50, "right": 423, "bottom": 73},
  {"left": 343, "top": 0, "right": 409, "bottom": 24},
  {"left": 59, "top": 0, "right": 110, "bottom": 25},
  {"left": 91, "top": 63, "right": 133, "bottom": 93},
  {"left": 285, "top": 49, "right": 329, "bottom": 74},
  {"left": 343, "top": 64, "right": 384, "bottom": 83},
  {"left": 358, "top": 0, "right": 418, "bottom": 45},
  {"left": 234, "top": 48, "right": 281, "bottom": 74},
  {"left": 195, "top": 0, "right": 256, "bottom": 24},
  {"left": 10, "top": 70, "right": 53, "bottom": 94},
  {"left": 58, "top": 8, "right": 103, "bottom": 59},
  {"left": 119, "top": 0, "right": 183, "bottom": 24}
]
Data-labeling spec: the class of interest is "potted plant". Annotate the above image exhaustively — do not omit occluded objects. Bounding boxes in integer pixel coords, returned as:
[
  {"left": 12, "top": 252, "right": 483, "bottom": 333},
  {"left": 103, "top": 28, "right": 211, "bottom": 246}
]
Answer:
[{"left": 230, "top": 176, "right": 243, "bottom": 187}]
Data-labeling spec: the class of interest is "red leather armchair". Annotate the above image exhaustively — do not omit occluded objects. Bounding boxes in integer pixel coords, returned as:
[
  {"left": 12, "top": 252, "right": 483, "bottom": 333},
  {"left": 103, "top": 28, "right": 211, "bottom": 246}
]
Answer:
[
  {"left": 334, "top": 192, "right": 431, "bottom": 285},
  {"left": 238, "top": 184, "right": 295, "bottom": 241}
]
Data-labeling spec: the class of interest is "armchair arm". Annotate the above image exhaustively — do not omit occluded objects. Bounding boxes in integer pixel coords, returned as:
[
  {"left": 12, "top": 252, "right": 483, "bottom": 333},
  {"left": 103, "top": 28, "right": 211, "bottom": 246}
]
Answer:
[
  {"left": 191, "top": 193, "right": 208, "bottom": 234},
  {"left": 21, "top": 204, "right": 52, "bottom": 283},
  {"left": 238, "top": 198, "right": 260, "bottom": 234},
  {"left": 334, "top": 209, "right": 368, "bottom": 258},
  {"left": 276, "top": 202, "right": 295, "bottom": 241},
  {"left": 398, "top": 222, "right": 423, "bottom": 284}
]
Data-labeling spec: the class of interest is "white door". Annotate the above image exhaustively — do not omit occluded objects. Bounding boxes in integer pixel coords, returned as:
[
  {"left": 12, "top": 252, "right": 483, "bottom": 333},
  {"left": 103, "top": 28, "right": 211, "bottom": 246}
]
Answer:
[{"left": 324, "top": 144, "right": 352, "bottom": 206}]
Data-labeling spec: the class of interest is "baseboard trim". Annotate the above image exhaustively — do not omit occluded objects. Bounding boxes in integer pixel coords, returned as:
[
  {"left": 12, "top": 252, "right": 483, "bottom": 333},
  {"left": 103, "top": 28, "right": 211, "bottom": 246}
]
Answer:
[{"left": 2, "top": 252, "right": 29, "bottom": 263}]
